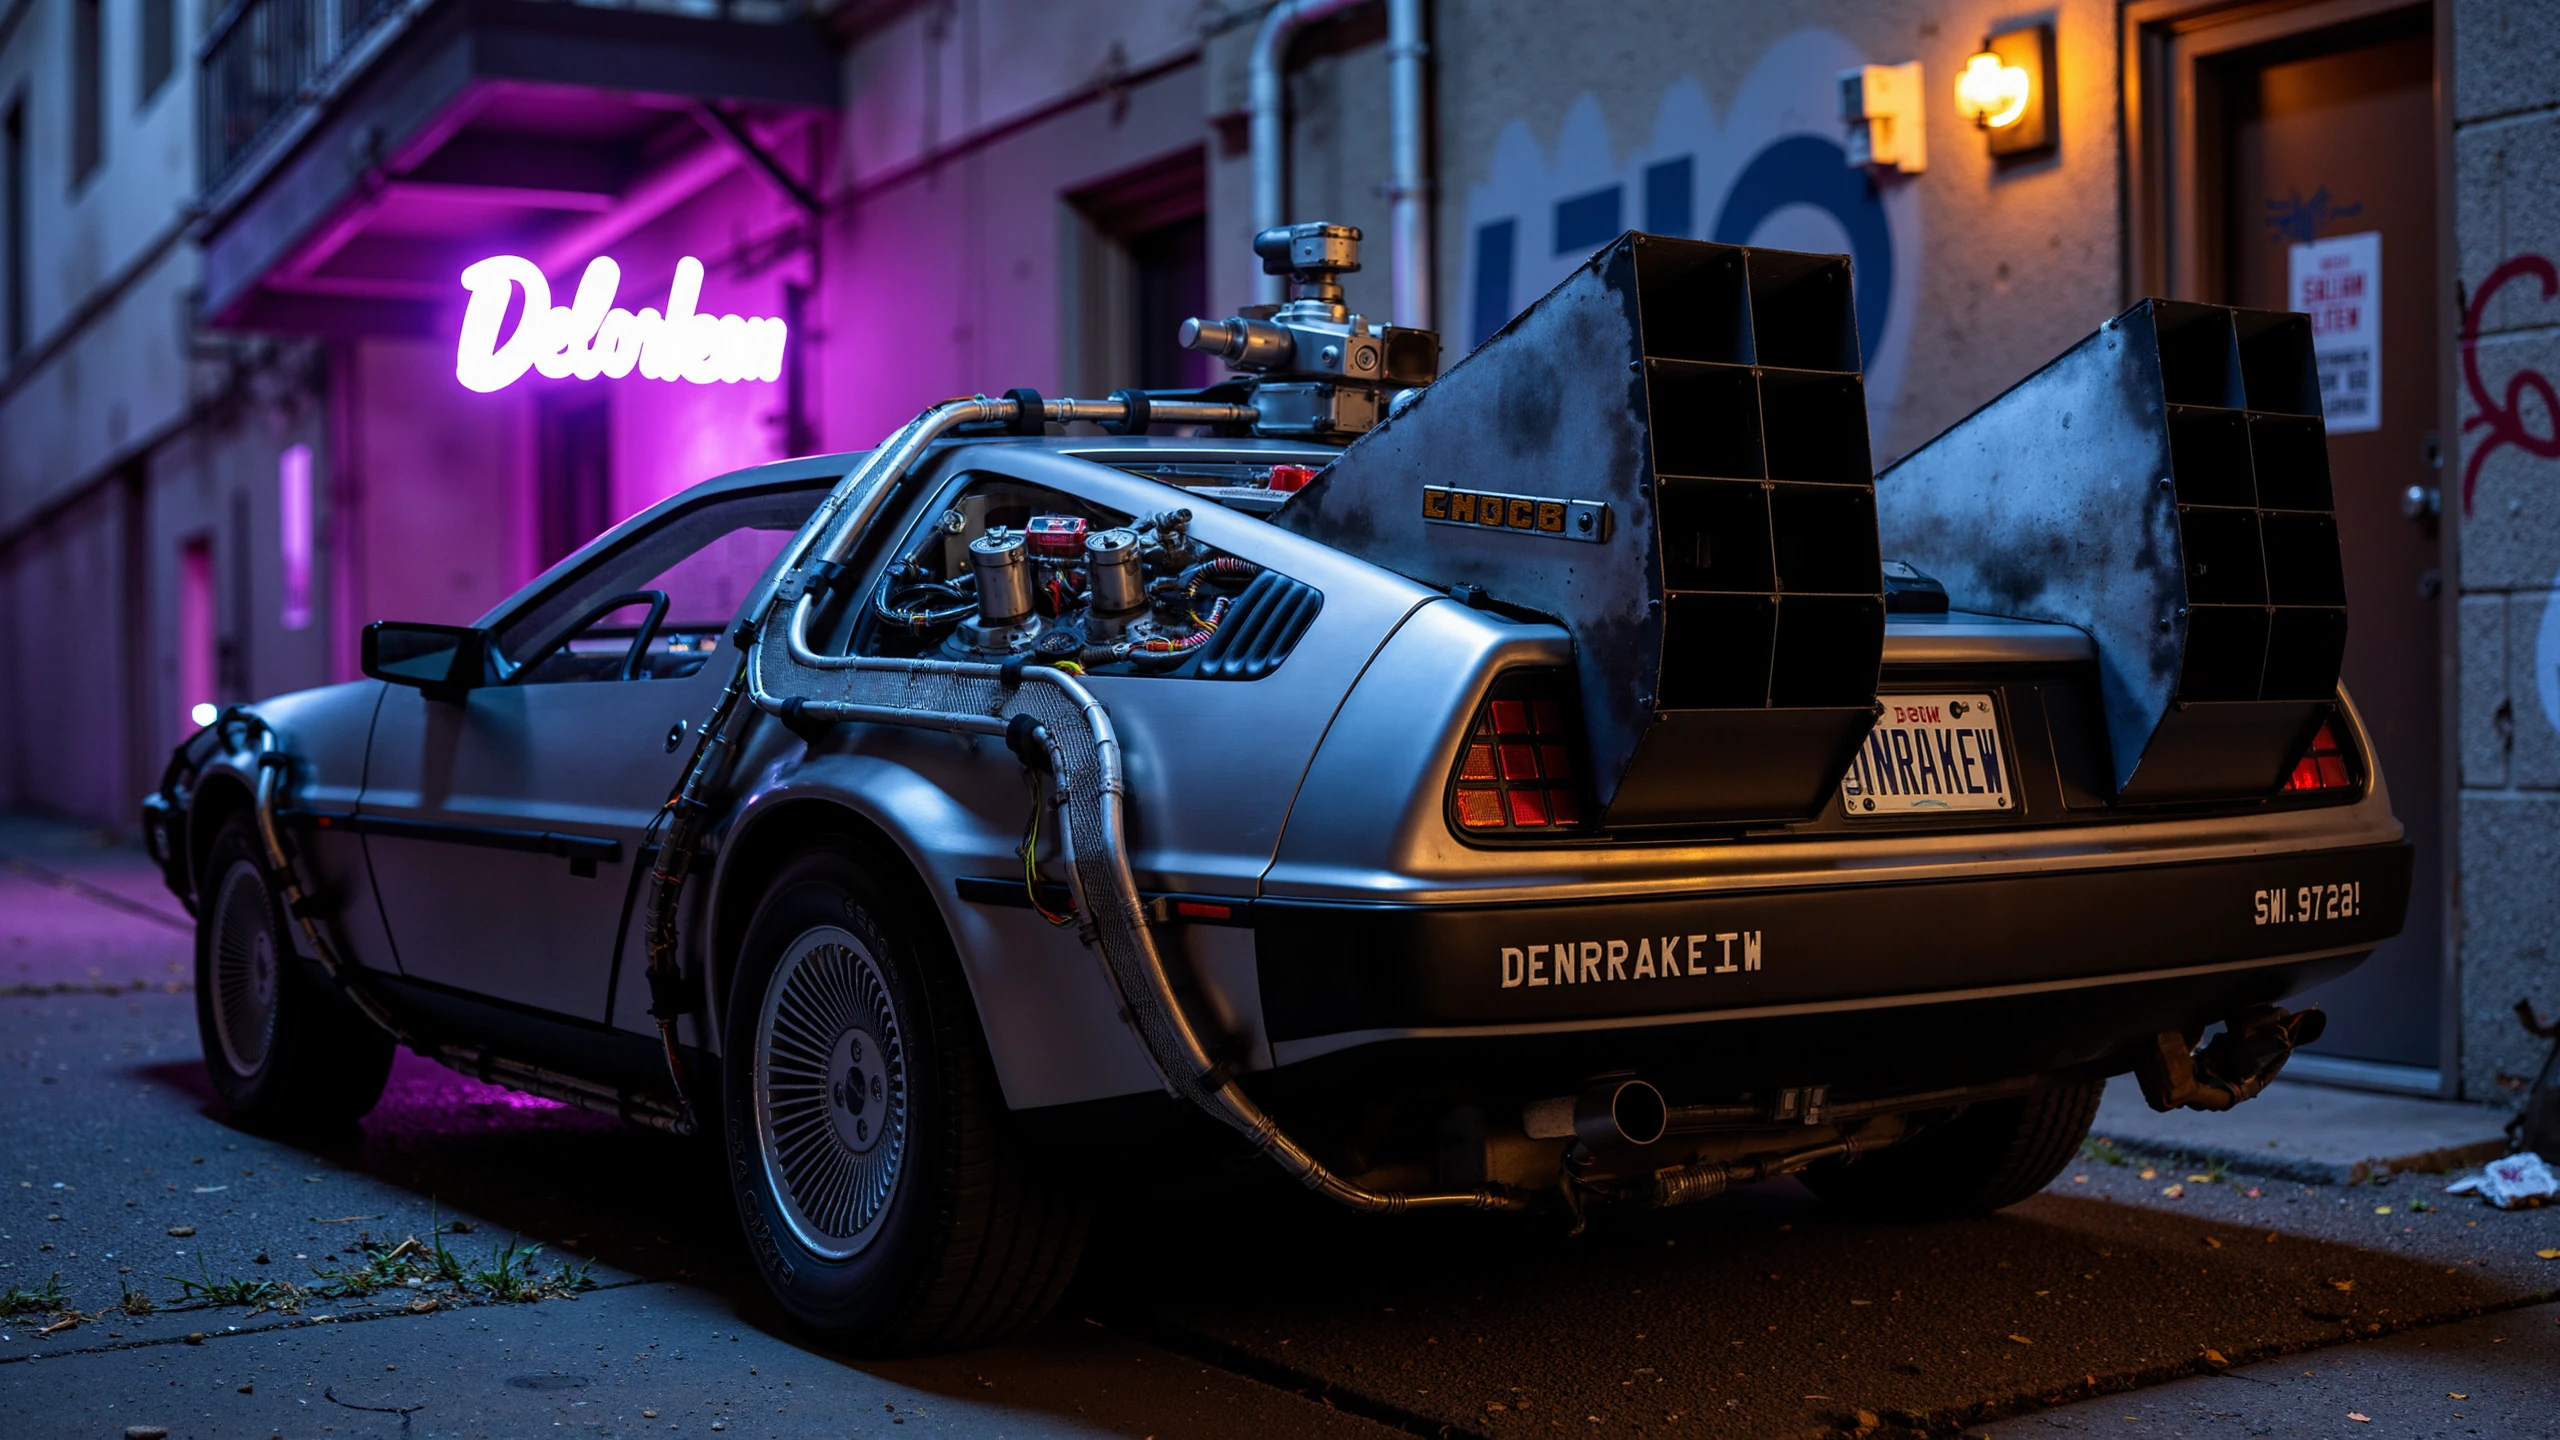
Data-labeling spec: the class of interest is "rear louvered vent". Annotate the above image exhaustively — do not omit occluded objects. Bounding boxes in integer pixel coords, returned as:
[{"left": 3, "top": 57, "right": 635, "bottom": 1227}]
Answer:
[{"left": 1193, "top": 570, "right": 1322, "bottom": 680}]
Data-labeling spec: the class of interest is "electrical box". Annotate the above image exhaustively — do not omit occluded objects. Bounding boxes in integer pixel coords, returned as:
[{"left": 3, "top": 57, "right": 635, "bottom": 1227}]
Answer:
[{"left": 1838, "top": 62, "right": 1926, "bottom": 174}]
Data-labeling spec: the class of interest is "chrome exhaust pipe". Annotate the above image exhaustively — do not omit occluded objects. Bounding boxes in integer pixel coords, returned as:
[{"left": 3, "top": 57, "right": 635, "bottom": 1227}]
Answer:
[{"left": 1523, "top": 1077, "right": 1669, "bottom": 1159}]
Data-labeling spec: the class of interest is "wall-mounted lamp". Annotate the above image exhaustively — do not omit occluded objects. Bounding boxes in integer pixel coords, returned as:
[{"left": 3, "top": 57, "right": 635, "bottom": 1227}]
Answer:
[
  {"left": 1838, "top": 61, "right": 1926, "bottom": 174},
  {"left": 1955, "top": 23, "right": 2055, "bottom": 159}
]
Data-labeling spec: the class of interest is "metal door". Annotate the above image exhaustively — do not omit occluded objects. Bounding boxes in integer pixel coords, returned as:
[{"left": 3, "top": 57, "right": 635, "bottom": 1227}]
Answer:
[
  {"left": 2217, "top": 17, "right": 2441, "bottom": 1068},
  {"left": 356, "top": 483, "right": 814, "bottom": 1022}
]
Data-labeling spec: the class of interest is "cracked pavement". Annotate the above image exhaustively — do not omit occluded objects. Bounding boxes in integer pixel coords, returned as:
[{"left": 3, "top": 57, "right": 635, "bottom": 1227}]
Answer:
[{"left": 4, "top": 820, "right": 2557, "bottom": 1438}]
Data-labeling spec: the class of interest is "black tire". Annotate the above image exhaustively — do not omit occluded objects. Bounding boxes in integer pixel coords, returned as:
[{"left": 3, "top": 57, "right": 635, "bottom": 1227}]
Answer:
[
  {"left": 1800, "top": 1079, "right": 2104, "bottom": 1219},
  {"left": 721, "top": 841, "right": 1087, "bottom": 1352},
  {"left": 193, "top": 813, "right": 394, "bottom": 1130}
]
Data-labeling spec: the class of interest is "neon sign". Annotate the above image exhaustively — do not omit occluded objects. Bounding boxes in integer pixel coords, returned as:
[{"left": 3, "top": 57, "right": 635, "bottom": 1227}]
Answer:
[{"left": 455, "top": 255, "right": 787, "bottom": 393}]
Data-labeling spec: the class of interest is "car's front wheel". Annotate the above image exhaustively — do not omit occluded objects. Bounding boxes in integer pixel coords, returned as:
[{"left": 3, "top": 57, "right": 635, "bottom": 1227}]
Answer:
[
  {"left": 1798, "top": 1079, "right": 2104, "bottom": 1219},
  {"left": 721, "top": 841, "right": 1086, "bottom": 1351},
  {"left": 194, "top": 813, "right": 395, "bottom": 1131}
]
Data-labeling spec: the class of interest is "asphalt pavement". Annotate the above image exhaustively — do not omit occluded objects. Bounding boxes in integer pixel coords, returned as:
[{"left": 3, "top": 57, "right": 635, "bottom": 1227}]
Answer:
[{"left": 5, "top": 818, "right": 2558, "bottom": 1439}]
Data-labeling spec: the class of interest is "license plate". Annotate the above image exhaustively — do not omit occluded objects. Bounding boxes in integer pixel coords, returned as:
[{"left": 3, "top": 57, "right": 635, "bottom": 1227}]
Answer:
[{"left": 1840, "top": 693, "right": 2012, "bottom": 816}]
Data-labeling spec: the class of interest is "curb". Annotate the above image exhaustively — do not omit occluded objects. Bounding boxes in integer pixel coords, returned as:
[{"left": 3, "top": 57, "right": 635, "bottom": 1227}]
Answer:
[{"left": 2092, "top": 1131, "right": 2514, "bottom": 1187}]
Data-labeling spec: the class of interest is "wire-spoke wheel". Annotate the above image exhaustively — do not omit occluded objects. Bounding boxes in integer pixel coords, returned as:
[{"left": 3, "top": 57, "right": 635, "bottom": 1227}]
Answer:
[
  {"left": 755, "top": 925, "right": 910, "bottom": 1261},
  {"left": 207, "top": 860, "right": 282, "bottom": 1076},
  {"left": 722, "top": 838, "right": 1087, "bottom": 1352},
  {"left": 192, "top": 813, "right": 394, "bottom": 1132}
]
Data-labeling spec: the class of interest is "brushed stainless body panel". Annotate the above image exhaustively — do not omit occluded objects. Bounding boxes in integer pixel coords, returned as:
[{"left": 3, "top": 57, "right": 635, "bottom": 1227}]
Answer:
[{"left": 176, "top": 438, "right": 2404, "bottom": 1118}]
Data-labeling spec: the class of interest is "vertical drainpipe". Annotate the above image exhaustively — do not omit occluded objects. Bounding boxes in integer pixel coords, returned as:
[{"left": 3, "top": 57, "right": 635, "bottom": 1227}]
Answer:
[
  {"left": 1385, "top": 0, "right": 1429, "bottom": 330},
  {"left": 1251, "top": 0, "right": 1428, "bottom": 313}
]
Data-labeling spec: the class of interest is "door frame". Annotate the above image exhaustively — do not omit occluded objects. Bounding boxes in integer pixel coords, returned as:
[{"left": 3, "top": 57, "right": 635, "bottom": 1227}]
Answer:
[{"left": 2121, "top": 0, "right": 2459, "bottom": 1096}]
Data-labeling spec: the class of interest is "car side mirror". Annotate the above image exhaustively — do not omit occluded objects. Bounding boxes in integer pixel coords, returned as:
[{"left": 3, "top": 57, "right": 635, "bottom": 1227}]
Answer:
[{"left": 362, "top": 621, "right": 497, "bottom": 701}]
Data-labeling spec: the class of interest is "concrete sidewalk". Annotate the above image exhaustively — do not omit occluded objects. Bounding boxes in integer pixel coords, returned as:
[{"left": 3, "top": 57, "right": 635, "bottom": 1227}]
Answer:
[
  {"left": 2090, "top": 1073, "right": 2518, "bottom": 1185},
  {"left": 0, "top": 812, "right": 192, "bottom": 994}
]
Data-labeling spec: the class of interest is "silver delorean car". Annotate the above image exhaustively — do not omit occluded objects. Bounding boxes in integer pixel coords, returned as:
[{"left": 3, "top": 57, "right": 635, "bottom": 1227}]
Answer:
[{"left": 144, "top": 225, "right": 2410, "bottom": 1351}]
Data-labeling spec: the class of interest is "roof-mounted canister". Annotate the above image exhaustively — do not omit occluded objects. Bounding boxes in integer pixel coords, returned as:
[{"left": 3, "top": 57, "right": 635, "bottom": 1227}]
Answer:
[{"left": 1180, "top": 222, "right": 1439, "bottom": 441}]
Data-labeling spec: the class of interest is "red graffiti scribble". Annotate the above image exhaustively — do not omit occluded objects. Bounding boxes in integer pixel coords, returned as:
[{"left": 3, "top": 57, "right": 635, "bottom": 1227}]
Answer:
[{"left": 2461, "top": 254, "right": 2560, "bottom": 515}]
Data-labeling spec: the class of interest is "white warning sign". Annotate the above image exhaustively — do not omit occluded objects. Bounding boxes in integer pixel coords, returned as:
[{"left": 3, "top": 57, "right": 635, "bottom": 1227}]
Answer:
[{"left": 2288, "top": 231, "right": 2381, "bottom": 434}]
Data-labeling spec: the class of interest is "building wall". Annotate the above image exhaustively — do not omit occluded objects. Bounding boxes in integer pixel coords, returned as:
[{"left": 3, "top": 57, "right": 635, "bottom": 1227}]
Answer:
[
  {"left": 0, "top": 0, "right": 339, "bottom": 830},
  {"left": 1206, "top": 0, "right": 2123, "bottom": 466},
  {"left": 0, "top": 483, "right": 132, "bottom": 819},
  {"left": 2451, "top": 0, "right": 2560, "bottom": 1096},
  {"left": 826, "top": 17, "right": 1210, "bottom": 447}
]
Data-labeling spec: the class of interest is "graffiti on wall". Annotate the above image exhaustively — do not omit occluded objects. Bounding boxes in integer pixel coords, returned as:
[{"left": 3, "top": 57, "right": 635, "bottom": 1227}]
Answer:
[
  {"left": 2463, "top": 253, "right": 2560, "bottom": 743},
  {"left": 1458, "top": 31, "right": 1920, "bottom": 436},
  {"left": 2461, "top": 254, "right": 2560, "bottom": 517}
]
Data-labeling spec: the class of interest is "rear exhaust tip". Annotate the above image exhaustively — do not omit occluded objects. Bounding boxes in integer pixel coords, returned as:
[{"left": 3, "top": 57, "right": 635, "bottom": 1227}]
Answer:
[{"left": 1524, "top": 1077, "right": 1668, "bottom": 1150}]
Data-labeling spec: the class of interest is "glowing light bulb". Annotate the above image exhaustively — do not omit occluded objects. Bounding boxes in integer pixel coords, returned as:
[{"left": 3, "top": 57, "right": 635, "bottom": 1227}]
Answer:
[
  {"left": 1956, "top": 52, "right": 2031, "bottom": 129},
  {"left": 190, "top": 703, "right": 218, "bottom": 728}
]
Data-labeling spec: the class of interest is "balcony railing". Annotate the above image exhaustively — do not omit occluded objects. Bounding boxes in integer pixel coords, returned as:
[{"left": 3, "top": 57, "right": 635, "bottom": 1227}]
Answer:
[
  {"left": 197, "top": 0, "right": 817, "bottom": 197},
  {"left": 198, "top": 0, "right": 409, "bottom": 194}
]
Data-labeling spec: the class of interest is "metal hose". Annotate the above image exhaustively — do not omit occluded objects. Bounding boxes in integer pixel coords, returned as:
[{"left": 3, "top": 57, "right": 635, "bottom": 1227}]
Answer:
[
  {"left": 735, "top": 391, "right": 1522, "bottom": 1214},
  {"left": 639, "top": 392, "right": 1260, "bottom": 1137}
]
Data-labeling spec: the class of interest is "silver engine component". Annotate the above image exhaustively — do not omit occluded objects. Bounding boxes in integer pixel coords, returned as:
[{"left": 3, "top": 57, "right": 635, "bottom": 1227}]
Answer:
[
  {"left": 1180, "top": 223, "right": 1438, "bottom": 441},
  {"left": 1084, "top": 528, "right": 1145, "bottom": 616},
  {"left": 950, "top": 528, "right": 1041, "bottom": 656}
]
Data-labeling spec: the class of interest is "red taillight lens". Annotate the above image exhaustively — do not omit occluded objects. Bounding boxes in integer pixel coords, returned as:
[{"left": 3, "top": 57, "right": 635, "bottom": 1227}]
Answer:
[
  {"left": 1449, "top": 671, "right": 1596, "bottom": 835},
  {"left": 2283, "top": 721, "right": 2356, "bottom": 793}
]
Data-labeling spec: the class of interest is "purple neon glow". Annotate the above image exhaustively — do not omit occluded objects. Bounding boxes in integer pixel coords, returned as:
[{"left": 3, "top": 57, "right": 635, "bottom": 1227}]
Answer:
[
  {"left": 179, "top": 536, "right": 216, "bottom": 731},
  {"left": 279, "top": 443, "right": 314, "bottom": 631}
]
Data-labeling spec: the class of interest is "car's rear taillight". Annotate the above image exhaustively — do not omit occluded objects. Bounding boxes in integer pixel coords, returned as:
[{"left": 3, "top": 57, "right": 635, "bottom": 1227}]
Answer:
[
  {"left": 1448, "top": 672, "right": 1595, "bottom": 837},
  {"left": 2283, "top": 720, "right": 2356, "bottom": 793}
]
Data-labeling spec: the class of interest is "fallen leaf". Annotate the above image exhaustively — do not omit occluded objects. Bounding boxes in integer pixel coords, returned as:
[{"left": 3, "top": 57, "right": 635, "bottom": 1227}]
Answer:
[
  {"left": 2073, "top": 1174, "right": 2089, "bottom": 1184},
  {"left": 2008, "top": 1334, "right": 2034, "bottom": 1345},
  {"left": 2331, "top": 1279, "right": 2355, "bottom": 1292},
  {"left": 165, "top": 1226, "right": 194, "bottom": 1238},
  {"left": 2202, "top": 1349, "right": 2228, "bottom": 1366},
  {"left": 2451, "top": 1392, "right": 2467, "bottom": 1399},
  {"left": 2139, "top": 1169, "right": 2158, "bottom": 1180},
  {"left": 2348, "top": 1414, "right": 2370, "bottom": 1423},
  {"left": 2537, "top": 1249, "right": 2559, "bottom": 1260},
  {"left": 2246, "top": 1187, "right": 2262, "bottom": 1198},
  {"left": 2187, "top": 1174, "right": 2216, "bottom": 1183},
  {"left": 2204, "top": 1237, "right": 2223, "bottom": 1249},
  {"left": 2375, "top": 1206, "right": 2392, "bottom": 1215},
  {"left": 2163, "top": 1184, "right": 2186, "bottom": 1198}
]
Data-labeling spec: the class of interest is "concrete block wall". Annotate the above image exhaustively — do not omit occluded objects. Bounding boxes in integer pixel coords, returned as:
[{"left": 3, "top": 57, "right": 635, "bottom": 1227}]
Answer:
[{"left": 2453, "top": 0, "right": 2560, "bottom": 1095}]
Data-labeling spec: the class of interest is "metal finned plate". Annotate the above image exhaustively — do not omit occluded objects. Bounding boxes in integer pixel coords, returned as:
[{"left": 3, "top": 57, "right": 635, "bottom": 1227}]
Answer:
[{"left": 754, "top": 924, "right": 908, "bottom": 1261}]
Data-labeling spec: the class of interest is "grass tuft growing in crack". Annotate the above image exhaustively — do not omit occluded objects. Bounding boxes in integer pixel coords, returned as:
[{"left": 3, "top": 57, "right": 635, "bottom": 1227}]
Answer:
[
  {"left": 120, "top": 1213, "right": 597, "bottom": 1320},
  {"left": 0, "top": 1273, "right": 68, "bottom": 1316},
  {"left": 467, "top": 1236, "right": 596, "bottom": 1303},
  {"left": 2081, "top": 1136, "right": 2130, "bottom": 1167},
  {"left": 166, "top": 1254, "right": 291, "bottom": 1312}
]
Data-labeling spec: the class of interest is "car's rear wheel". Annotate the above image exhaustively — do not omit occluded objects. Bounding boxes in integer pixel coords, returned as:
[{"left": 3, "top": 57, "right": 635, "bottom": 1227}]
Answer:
[
  {"left": 1799, "top": 1079, "right": 2104, "bottom": 1219},
  {"left": 721, "top": 841, "right": 1086, "bottom": 1352},
  {"left": 194, "top": 813, "right": 395, "bottom": 1130}
]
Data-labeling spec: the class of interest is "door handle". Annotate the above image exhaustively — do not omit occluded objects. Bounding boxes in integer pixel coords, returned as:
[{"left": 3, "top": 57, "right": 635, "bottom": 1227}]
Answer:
[{"left": 2400, "top": 484, "right": 2441, "bottom": 521}]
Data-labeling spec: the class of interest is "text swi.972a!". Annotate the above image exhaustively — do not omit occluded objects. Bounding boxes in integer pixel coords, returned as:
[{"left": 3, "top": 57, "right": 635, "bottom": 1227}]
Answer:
[{"left": 2254, "top": 881, "right": 2362, "bottom": 926}]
